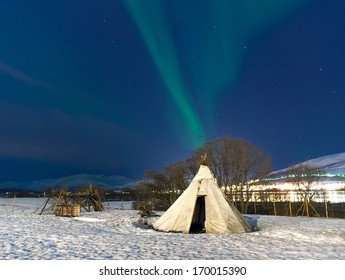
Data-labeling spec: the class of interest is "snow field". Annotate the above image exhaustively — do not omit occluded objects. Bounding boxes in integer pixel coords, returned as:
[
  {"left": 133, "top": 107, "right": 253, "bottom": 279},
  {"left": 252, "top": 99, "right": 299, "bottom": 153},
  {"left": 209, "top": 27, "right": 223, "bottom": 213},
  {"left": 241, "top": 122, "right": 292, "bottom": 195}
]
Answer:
[{"left": 0, "top": 198, "right": 344, "bottom": 260}]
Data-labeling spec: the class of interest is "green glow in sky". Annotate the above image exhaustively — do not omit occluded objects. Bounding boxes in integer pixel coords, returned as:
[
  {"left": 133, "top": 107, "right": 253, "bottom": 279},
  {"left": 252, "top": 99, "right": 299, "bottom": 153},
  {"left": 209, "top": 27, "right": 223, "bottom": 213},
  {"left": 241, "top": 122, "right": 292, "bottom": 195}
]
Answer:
[
  {"left": 124, "top": 0, "right": 309, "bottom": 148},
  {"left": 123, "top": 0, "right": 205, "bottom": 148}
]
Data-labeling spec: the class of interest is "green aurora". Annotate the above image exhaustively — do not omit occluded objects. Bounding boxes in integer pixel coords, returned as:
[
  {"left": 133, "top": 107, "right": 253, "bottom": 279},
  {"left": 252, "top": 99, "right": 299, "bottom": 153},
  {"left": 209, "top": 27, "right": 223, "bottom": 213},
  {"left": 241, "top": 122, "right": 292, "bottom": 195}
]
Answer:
[{"left": 124, "top": 0, "right": 309, "bottom": 149}]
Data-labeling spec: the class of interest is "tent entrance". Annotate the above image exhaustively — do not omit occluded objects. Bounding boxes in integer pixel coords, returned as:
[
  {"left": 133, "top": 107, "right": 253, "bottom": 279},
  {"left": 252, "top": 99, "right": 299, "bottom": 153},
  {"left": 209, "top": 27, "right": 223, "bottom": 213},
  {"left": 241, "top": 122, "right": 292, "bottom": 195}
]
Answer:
[{"left": 190, "top": 196, "right": 206, "bottom": 233}]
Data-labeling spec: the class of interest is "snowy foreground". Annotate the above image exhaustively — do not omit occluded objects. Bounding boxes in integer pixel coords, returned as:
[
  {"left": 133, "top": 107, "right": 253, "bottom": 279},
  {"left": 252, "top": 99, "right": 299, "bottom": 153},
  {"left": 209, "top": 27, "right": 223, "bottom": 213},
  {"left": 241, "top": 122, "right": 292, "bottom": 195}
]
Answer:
[{"left": 1, "top": 198, "right": 345, "bottom": 260}]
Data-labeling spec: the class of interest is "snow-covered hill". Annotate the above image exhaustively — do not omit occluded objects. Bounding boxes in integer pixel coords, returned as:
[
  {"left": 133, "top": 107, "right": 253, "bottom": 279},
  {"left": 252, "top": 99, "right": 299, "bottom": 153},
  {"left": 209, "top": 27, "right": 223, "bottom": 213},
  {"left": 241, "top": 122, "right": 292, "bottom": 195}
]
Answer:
[
  {"left": 270, "top": 152, "right": 345, "bottom": 177},
  {"left": 0, "top": 174, "right": 137, "bottom": 192}
]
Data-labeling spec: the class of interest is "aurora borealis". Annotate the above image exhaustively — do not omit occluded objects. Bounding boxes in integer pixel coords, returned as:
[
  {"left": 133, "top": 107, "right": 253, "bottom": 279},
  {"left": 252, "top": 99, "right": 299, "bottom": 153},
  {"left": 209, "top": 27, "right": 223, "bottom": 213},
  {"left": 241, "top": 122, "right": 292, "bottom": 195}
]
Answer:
[
  {"left": 124, "top": 0, "right": 204, "bottom": 148},
  {"left": 1, "top": 0, "right": 345, "bottom": 181},
  {"left": 124, "top": 0, "right": 309, "bottom": 148}
]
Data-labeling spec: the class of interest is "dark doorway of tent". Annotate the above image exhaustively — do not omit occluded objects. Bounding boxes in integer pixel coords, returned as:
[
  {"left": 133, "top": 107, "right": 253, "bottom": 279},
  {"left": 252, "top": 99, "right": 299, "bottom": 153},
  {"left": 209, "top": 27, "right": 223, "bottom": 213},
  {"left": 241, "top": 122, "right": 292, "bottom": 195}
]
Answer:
[{"left": 190, "top": 196, "right": 206, "bottom": 233}]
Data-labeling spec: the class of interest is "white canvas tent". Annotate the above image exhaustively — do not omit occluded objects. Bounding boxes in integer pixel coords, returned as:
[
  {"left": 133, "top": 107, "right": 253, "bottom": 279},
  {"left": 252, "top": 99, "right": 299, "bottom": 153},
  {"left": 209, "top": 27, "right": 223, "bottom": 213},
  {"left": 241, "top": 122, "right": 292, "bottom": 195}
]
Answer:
[{"left": 153, "top": 164, "right": 252, "bottom": 234}]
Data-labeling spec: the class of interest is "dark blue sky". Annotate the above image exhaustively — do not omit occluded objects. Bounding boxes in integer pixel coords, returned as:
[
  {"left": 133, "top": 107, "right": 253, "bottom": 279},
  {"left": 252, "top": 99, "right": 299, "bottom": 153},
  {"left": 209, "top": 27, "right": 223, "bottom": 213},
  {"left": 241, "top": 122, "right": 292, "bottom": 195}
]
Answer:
[{"left": 1, "top": 1, "right": 344, "bottom": 181}]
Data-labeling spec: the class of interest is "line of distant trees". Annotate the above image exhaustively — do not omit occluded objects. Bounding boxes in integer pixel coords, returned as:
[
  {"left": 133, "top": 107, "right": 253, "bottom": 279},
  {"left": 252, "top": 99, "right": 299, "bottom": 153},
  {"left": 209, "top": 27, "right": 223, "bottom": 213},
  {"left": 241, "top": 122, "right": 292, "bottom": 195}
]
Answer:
[{"left": 133, "top": 136, "right": 272, "bottom": 212}]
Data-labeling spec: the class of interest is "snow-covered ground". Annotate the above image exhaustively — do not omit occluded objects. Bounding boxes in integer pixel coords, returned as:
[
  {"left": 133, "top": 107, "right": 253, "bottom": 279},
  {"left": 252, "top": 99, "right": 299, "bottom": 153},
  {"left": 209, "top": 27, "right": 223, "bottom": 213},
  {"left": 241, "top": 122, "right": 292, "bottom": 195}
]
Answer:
[{"left": 1, "top": 198, "right": 344, "bottom": 260}]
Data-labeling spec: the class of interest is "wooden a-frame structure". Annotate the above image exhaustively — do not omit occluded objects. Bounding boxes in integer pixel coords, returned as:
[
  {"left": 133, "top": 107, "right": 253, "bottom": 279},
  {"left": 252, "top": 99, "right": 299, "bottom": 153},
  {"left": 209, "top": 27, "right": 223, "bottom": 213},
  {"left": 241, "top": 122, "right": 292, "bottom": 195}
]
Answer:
[{"left": 35, "top": 185, "right": 104, "bottom": 215}]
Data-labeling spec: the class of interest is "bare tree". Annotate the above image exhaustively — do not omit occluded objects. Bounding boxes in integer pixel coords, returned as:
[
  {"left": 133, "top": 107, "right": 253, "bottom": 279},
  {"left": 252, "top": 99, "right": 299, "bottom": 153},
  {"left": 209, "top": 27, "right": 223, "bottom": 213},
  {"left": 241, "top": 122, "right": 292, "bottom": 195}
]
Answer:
[
  {"left": 285, "top": 163, "right": 324, "bottom": 217},
  {"left": 133, "top": 170, "right": 164, "bottom": 211},
  {"left": 135, "top": 161, "right": 190, "bottom": 210},
  {"left": 162, "top": 160, "right": 190, "bottom": 205},
  {"left": 188, "top": 137, "right": 271, "bottom": 213},
  {"left": 232, "top": 140, "right": 272, "bottom": 213}
]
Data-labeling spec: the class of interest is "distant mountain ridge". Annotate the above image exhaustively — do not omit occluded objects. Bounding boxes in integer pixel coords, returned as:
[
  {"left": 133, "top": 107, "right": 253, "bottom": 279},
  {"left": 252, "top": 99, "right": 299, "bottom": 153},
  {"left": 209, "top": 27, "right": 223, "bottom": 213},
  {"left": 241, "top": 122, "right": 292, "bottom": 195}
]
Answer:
[
  {"left": 270, "top": 152, "right": 345, "bottom": 177},
  {"left": 3, "top": 152, "right": 345, "bottom": 193},
  {"left": 0, "top": 174, "right": 137, "bottom": 192}
]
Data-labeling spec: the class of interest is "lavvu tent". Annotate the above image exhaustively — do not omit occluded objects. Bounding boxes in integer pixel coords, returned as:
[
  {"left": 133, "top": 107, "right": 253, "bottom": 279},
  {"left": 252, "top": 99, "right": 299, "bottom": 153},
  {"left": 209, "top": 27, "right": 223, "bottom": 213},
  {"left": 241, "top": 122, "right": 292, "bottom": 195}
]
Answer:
[{"left": 153, "top": 164, "right": 252, "bottom": 233}]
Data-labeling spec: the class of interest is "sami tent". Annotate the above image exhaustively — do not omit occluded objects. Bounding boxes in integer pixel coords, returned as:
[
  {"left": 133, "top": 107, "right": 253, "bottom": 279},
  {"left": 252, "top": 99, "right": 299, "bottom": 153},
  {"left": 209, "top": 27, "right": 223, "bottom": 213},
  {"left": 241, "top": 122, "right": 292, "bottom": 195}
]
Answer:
[{"left": 153, "top": 164, "right": 252, "bottom": 234}]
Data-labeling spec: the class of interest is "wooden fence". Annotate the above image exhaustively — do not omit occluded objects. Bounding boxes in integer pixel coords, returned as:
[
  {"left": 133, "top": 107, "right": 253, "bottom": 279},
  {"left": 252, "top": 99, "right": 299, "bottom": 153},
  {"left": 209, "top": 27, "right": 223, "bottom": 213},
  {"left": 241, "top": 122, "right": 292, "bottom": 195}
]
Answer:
[{"left": 229, "top": 189, "right": 345, "bottom": 218}]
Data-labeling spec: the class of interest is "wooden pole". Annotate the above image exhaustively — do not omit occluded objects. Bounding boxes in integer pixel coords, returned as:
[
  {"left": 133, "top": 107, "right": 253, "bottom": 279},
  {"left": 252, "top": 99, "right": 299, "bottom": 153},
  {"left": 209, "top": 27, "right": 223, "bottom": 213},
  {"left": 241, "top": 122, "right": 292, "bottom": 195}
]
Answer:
[
  {"left": 289, "top": 200, "right": 292, "bottom": 217},
  {"left": 324, "top": 192, "right": 329, "bottom": 218},
  {"left": 301, "top": 200, "right": 305, "bottom": 216},
  {"left": 309, "top": 202, "right": 321, "bottom": 218},
  {"left": 12, "top": 194, "right": 16, "bottom": 213},
  {"left": 305, "top": 199, "right": 310, "bottom": 217},
  {"left": 36, "top": 195, "right": 39, "bottom": 212},
  {"left": 36, "top": 196, "right": 50, "bottom": 215},
  {"left": 296, "top": 201, "right": 304, "bottom": 216},
  {"left": 273, "top": 200, "right": 277, "bottom": 216}
]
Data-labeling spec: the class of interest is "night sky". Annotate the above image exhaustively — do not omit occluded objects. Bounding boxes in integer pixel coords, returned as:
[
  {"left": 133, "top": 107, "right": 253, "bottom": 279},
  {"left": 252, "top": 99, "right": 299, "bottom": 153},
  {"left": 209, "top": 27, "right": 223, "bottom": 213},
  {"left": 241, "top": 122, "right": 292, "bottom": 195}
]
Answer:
[{"left": 1, "top": 0, "right": 345, "bottom": 181}]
